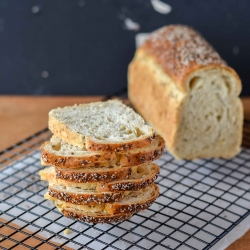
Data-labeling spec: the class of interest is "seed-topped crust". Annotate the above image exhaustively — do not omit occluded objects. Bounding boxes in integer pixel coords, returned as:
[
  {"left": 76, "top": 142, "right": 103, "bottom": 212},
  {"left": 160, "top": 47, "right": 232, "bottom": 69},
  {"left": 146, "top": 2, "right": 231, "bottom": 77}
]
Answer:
[
  {"left": 40, "top": 163, "right": 159, "bottom": 192},
  {"left": 105, "top": 184, "right": 159, "bottom": 214},
  {"left": 55, "top": 166, "right": 132, "bottom": 183},
  {"left": 39, "top": 166, "right": 133, "bottom": 187},
  {"left": 140, "top": 24, "right": 229, "bottom": 92},
  {"left": 47, "top": 187, "right": 124, "bottom": 205},
  {"left": 96, "top": 163, "right": 160, "bottom": 192},
  {"left": 119, "top": 135, "right": 164, "bottom": 166},
  {"left": 48, "top": 184, "right": 159, "bottom": 218},
  {"left": 61, "top": 209, "right": 133, "bottom": 224},
  {"left": 85, "top": 134, "right": 155, "bottom": 152},
  {"left": 40, "top": 135, "right": 164, "bottom": 169}
]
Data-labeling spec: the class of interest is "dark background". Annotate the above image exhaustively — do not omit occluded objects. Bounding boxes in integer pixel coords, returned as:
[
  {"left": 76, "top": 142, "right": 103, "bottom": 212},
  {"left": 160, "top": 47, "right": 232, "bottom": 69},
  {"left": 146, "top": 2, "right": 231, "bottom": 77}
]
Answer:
[{"left": 0, "top": 0, "right": 249, "bottom": 96}]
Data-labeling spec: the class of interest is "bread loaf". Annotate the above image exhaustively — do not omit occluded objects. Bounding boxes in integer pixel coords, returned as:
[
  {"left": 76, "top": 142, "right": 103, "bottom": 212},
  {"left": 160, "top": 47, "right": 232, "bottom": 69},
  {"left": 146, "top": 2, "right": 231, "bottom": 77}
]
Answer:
[{"left": 128, "top": 25, "right": 243, "bottom": 159}]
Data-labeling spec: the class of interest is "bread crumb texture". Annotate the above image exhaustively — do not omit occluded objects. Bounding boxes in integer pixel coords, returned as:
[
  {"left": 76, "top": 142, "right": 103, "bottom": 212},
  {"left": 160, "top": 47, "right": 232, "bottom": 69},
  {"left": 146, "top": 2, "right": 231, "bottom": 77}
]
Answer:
[{"left": 49, "top": 100, "right": 152, "bottom": 143}]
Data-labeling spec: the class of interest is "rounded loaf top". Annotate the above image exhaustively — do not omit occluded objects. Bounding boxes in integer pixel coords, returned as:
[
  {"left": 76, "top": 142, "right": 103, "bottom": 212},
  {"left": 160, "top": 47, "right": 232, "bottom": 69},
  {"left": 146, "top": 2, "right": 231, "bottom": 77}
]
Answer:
[{"left": 139, "top": 25, "right": 228, "bottom": 91}]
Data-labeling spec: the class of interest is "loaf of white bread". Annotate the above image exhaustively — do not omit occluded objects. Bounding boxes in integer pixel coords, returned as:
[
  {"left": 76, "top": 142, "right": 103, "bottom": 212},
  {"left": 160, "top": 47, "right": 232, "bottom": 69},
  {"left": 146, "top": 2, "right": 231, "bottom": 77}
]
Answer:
[
  {"left": 40, "top": 100, "right": 164, "bottom": 223},
  {"left": 128, "top": 25, "right": 243, "bottom": 159}
]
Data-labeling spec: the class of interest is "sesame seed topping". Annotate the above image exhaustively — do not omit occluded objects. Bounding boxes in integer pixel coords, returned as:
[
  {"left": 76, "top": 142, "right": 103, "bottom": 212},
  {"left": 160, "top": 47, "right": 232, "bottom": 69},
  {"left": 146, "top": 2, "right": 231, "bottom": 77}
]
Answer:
[{"left": 142, "top": 25, "right": 226, "bottom": 82}]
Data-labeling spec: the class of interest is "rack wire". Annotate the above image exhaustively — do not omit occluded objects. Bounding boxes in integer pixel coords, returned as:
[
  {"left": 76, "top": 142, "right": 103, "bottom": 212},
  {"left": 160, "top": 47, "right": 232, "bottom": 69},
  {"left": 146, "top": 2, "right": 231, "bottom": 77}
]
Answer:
[{"left": 0, "top": 93, "right": 250, "bottom": 250}]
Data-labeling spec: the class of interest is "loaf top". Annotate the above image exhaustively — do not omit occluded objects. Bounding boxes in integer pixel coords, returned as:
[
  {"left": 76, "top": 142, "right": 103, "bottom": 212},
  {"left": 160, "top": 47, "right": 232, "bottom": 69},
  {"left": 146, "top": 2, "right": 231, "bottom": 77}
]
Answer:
[{"left": 138, "top": 25, "right": 240, "bottom": 92}]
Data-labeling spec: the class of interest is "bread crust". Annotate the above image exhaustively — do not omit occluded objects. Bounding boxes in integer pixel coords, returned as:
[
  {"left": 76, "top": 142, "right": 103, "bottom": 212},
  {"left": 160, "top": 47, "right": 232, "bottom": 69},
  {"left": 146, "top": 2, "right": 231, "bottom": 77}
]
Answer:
[
  {"left": 58, "top": 183, "right": 159, "bottom": 214},
  {"left": 85, "top": 134, "right": 155, "bottom": 152},
  {"left": 138, "top": 25, "right": 241, "bottom": 93},
  {"left": 61, "top": 209, "right": 132, "bottom": 224},
  {"left": 96, "top": 164, "right": 160, "bottom": 192},
  {"left": 41, "top": 142, "right": 115, "bottom": 167},
  {"left": 40, "top": 135, "right": 164, "bottom": 168},
  {"left": 47, "top": 188, "right": 124, "bottom": 205},
  {"left": 50, "top": 183, "right": 159, "bottom": 215},
  {"left": 40, "top": 163, "right": 159, "bottom": 192},
  {"left": 55, "top": 166, "right": 132, "bottom": 183},
  {"left": 39, "top": 166, "right": 132, "bottom": 184},
  {"left": 118, "top": 135, "right": 164, "bottom": 166}
]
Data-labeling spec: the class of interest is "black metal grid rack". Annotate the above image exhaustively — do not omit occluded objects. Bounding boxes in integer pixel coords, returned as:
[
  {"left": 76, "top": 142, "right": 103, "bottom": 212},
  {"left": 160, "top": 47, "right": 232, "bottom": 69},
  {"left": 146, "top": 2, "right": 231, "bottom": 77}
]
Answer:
[{"left": 0, "top": 93, "right": 250, "bottom": 250}]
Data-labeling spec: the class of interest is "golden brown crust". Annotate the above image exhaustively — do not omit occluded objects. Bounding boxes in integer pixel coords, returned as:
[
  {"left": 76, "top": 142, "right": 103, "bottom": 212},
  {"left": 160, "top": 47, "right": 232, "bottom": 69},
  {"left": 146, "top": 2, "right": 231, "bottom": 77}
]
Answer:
[
  {"left": 40, "top": 135, "right": 164, "bottom": 168},
  {"left": 96, "top": 164, "right": 160, "bottom": 192},
  {"left": 61, "top": 209, "right": 132, "bottom": 224},
  {"left": 55, "top": 166, "right": 132, "bottom": 183},
  {"left": 47, "top": 188, "right": 124, "bottom": 205},
  {"left": 139, "top": 25, "right": 231, "bottom": 92},
  {"left": 128, "top": 53, "right": 180, "bottom": 151},
  {"left": 85, "top": 134, "right": 156, "bottom": 152},
  {"left": 40, "top": 142, "right": 115, "bottom": 168},
  {"left": 46, "top": 184, "right": 159, "bottom": 223},
  {"left": 53, "top": 184, "right": 159, "bottom": 214},
  {"left": 39, "top": 166, "right": 132, "bottom": 185},
  {"left": 105, "top": 183, "right": 159, "bottom": 214},
  {"left": 119, "top": 135, "right": 164, "bottom": 166}
]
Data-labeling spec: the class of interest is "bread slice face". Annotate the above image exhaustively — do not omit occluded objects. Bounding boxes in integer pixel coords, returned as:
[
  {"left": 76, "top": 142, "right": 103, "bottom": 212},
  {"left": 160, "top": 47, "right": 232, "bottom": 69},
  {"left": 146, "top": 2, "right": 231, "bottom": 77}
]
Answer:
[
  {"left": 171, "top": 67, "right": 243, "bottom": 159},
  {"left": 39, "top": 163, "right": 159, "bottom": 191},
  {"left": 39, "top": 166, "right": 132, "bottom": 185},
  {"left": 40, "top": 135, "right": 164, "bottom": 168},
  {"left": 46, "top": 184, "right": 159, "bottom": 223},
  {"left": 48, "top": 100, "right": 155, "bottom": 152}
]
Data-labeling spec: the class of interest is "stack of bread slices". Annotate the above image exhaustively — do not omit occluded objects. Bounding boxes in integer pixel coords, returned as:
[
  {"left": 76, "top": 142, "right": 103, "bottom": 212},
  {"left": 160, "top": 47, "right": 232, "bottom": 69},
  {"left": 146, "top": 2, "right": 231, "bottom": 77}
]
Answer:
[{"left": 39, "top": 100, "right": 164, "bottom": 224}]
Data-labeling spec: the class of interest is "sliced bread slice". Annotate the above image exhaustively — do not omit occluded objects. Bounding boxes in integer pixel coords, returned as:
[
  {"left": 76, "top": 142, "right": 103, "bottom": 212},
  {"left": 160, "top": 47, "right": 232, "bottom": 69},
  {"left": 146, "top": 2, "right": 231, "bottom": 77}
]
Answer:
[
  {"left": 48, "top": 100, "right": 155, "bottom": 152},
  {"left": 41, "top": 135, "right": 164, "bottom": 168},
  {"left": 47, "top": 184, "right": 125, "bottom": 205},
  {"left": 40, "top": 163, "right": 159, "bottom": 191},
  {"left": 39, "top": 165, "right": 132, "bottom": 185},
  {"left": 41, "top": 135, "right": 115, "bottom": 167},
  {"left": 46, "top": 184, "right": 159, "bottom": 223}
]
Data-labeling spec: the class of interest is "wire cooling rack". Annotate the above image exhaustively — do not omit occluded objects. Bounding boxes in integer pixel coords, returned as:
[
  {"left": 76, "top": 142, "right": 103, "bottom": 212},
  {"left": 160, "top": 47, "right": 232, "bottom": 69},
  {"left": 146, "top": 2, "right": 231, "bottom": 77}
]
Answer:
[{"left": 0, "top": 95, "right": 250, "bottom": 250}]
